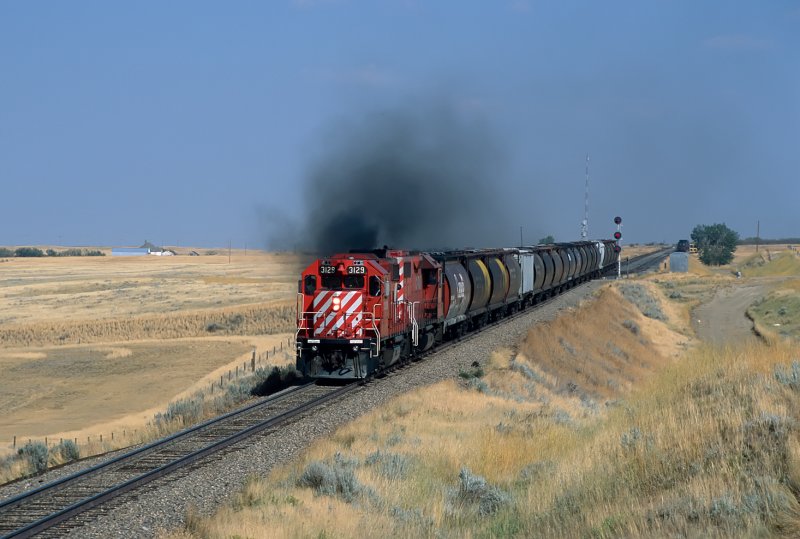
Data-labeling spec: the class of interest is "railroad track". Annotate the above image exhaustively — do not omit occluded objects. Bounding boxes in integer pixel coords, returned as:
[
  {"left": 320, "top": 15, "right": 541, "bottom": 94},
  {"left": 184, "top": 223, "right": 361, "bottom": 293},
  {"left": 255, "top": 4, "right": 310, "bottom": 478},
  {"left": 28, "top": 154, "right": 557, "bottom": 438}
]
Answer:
[
  {"left": 0, "top": 247, "right": 671, "bottom": 538},
  {"left": 0, "top": 383, "right": 357, "bottom": 539},
  {"left": 612, "top": 247, "right": 673, "bottom": 276}
]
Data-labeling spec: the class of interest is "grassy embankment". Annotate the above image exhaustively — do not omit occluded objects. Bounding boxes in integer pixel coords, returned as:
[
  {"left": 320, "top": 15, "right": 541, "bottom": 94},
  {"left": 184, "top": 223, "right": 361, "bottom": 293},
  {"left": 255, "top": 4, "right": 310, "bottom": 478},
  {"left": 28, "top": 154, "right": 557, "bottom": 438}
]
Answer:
[
  {"left": 742, "top": 251, "right": 800, "bottom": 343},
  {"left": 166, "top": 270, "right": 800, "bottom": 538}
]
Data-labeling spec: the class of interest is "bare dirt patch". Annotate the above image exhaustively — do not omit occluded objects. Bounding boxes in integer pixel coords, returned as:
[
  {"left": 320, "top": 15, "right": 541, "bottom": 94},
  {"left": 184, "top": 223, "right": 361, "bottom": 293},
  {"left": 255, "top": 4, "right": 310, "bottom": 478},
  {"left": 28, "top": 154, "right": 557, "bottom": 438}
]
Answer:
[{"left": 692, "top": 284, "right": 768, "bottom": 345}]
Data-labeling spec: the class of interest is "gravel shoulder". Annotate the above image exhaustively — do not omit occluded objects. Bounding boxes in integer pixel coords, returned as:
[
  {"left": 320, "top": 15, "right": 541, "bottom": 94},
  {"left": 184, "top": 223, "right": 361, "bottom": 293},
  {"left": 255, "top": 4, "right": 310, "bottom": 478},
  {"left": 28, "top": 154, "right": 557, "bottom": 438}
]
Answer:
[
  {"left": 7, "top": 279, "right": 606, "bottom": 538},
  {"left": 691, "top": 282, "right": 768, "bottom": 345}
]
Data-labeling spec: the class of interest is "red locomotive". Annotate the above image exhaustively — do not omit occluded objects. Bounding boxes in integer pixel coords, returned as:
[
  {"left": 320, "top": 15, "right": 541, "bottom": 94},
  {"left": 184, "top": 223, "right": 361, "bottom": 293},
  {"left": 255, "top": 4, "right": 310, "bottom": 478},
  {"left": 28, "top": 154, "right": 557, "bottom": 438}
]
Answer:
[{"left": 296, "top": 241, "right": 619, "bottom": 380}]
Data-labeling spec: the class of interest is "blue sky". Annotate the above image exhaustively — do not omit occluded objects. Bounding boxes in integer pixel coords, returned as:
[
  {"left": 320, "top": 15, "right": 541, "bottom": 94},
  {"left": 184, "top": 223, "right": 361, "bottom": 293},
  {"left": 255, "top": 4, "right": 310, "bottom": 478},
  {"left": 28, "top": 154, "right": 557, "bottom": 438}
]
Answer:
[{"left": 1, "top": 1, "right": 797, "bottom": 248}]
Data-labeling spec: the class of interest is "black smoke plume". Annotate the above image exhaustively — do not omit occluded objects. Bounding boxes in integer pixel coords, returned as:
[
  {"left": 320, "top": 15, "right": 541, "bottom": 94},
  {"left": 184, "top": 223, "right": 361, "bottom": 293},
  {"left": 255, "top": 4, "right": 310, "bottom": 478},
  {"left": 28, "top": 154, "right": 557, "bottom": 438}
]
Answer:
[{"left": 302, "top": 101, "right": 508, "bottom": 254}]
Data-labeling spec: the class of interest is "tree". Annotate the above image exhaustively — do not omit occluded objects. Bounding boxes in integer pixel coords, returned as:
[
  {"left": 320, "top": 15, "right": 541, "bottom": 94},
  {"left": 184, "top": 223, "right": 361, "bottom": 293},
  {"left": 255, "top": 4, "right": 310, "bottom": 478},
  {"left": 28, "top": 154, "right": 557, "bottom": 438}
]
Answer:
[
  {"left": 691, "top": 223, "right": 739, "bottom": 266},
  {"left": 14, "top": 247, "right": 45, "bottom": 257},
  {"left": 538, "top": 235, "right": 555, "bottom": 245}
]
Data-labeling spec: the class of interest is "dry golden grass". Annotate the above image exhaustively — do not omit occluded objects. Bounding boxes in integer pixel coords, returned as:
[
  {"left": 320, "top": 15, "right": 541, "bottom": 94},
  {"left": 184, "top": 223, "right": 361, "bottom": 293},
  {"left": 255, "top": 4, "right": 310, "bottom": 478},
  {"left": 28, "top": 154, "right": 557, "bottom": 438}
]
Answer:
[
  {"left": 164, "top": 282, "right": 800, "bottom": 539},
  {"left": 0, "top": 250, "right": 304, "bottom": 483},
  {"left": 0, "top": 333, "right": 297, "bottom": 483},
  {"left": 0, "top": 334, "right": 295, "bottom": 444},
  {"left": 165, "top": 276, "right": 800, "bottom": 538},
  {"left": 0, "top": 302, "right": 295, "bottom": 348},
  {"left": 0, "top": 251, "right": 305, "bottom": 327}
]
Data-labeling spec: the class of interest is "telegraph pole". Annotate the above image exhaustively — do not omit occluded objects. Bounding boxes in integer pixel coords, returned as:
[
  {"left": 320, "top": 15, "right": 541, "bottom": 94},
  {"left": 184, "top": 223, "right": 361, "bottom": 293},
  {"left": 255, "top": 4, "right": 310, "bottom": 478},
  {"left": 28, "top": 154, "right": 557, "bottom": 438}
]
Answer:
[{"left": 756, "top": 220, "right": 760, "bottom": 253}]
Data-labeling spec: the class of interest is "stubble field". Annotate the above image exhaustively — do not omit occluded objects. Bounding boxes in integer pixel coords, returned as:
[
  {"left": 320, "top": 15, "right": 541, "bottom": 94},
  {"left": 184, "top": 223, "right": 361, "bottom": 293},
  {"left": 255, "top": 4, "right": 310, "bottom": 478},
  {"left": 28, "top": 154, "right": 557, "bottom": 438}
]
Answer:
[{"left": 0, "top": 250, "right": 305, "bottom": 454}]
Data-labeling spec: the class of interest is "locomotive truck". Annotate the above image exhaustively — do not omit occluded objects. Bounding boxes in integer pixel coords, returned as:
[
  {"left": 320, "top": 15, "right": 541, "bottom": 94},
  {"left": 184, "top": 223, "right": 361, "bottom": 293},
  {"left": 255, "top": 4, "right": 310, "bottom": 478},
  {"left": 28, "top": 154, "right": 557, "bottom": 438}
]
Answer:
[{"left": 296, "top": 241, "right": 619, "bottom": 380}]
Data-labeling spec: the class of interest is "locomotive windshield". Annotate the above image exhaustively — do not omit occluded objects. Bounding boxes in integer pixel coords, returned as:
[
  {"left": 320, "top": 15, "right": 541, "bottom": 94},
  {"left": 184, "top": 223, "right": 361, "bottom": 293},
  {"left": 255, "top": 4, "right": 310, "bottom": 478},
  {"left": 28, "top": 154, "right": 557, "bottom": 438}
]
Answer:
[
  {"left": 320, "top": 272, "right": 342, "bottom": 289},
  {"left": 319, "top": 272, "right": 364, "bottom": 290},
  {"left": 343, "top": 274, "right": 365, "bottom": 289}
]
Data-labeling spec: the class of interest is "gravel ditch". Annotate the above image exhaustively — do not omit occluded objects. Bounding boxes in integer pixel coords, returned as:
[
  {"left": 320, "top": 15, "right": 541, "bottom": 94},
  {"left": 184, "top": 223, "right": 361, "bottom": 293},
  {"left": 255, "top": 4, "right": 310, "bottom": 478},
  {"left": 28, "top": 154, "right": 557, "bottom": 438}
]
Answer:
[{"left": 5, "top": 279, "right": 606, "bottom": 538}]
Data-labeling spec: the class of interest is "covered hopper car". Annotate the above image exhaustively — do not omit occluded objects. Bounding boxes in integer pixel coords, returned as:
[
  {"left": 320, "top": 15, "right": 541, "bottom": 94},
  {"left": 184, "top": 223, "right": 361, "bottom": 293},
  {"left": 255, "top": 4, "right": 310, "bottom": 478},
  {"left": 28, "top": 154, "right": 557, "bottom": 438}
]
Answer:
[{"left": 296, "top": 241, "right": 619, "bottom": 380}]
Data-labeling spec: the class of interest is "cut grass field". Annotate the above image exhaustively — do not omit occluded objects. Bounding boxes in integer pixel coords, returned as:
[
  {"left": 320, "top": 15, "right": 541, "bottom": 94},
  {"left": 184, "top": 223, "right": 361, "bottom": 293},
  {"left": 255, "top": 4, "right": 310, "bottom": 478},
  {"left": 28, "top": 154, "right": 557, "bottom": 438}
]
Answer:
[
  {"left": 166, "top": 260, "right": 800, "bottom": 538},
  {"left": 0, "top": 250, "right": 303, "bottom": 481}
]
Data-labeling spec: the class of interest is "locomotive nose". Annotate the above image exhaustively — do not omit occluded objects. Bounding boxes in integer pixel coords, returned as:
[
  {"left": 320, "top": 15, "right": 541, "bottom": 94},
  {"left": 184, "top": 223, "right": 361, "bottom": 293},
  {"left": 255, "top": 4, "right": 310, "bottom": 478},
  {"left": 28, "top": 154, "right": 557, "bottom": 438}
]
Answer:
[{"left": 312, "top": 290, "right": 365, "bottom": 338}]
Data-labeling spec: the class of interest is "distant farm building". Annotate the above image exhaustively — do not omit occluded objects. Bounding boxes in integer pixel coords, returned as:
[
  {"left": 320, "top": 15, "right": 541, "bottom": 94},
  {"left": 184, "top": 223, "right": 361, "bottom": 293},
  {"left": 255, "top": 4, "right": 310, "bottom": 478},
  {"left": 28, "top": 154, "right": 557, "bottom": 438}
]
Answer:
[
  {"left": 112, "top": 240, "right": 176, "bottom": 257},
  {"left": 112, "top": 247, "right": 150, "bottom": 257}
]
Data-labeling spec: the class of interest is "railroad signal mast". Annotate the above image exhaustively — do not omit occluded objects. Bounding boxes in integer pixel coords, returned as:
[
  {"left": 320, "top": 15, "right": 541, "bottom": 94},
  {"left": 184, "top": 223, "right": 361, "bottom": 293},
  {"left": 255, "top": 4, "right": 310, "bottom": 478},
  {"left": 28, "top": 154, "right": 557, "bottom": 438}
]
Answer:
[
  {"left": 613, "top": 216, "right": 622, "bottom": 279},
  {"left": 580, "top": 154, "right": 589, "bottom": 240}
]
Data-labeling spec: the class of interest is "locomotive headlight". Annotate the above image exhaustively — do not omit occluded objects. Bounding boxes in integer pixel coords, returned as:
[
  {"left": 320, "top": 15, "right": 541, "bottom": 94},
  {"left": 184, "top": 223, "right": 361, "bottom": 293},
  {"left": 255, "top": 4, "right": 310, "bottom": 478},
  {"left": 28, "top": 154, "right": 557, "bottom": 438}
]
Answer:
[
  {"left": 311, "top": 345, "right": 318, "bottom": 351},
  {"left": 353, "top": 345, "right": 359, "bottom": 351},
  {"left": 333, "top": 297, "right": 341, "bottom": 311}
]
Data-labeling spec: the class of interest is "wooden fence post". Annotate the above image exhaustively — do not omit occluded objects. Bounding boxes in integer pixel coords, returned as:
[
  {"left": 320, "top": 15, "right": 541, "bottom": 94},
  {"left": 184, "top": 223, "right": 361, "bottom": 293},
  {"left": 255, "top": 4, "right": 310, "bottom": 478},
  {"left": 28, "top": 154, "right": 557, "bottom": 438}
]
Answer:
[{"left": 12, "top": 436, "right": 15, "bottom": 449}]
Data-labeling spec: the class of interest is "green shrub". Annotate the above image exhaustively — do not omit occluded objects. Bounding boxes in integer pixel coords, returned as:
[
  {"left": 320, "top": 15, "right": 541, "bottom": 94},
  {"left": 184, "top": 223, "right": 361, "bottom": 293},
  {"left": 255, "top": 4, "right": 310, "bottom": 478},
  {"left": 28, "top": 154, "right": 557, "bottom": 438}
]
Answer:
[
  {"left": 297, "top": 453, "right": 365, "bottom": 503},
  {"left": 449, "top": 467, "right": 512, "bottom": 516},
  {"left": 18, "top": 441, "right": 49, "bottom": 473},
  {"left": 365, "top": 451, "right": 412, "bottom": 479},
  {"left": 56, "top": 439, "right": 80, "bottom": 461},
  {"left": 774, "top": 361, "right": 800, "bottom": 391},
  {"left": 618, "top": 283, "right": 666, "bottom": 321},
  {"left": 153, "top": 397, "right": 204, "bottom": 427},
  {"left": 0, "top": 247, "right": 13, "bottom": 257}
]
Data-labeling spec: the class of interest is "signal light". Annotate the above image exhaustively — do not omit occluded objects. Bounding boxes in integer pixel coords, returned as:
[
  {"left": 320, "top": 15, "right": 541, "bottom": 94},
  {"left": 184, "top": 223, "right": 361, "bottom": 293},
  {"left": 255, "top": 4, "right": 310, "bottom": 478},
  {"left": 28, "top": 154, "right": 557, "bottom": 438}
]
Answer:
[
  {"left": 614, "top": 245, "right": 621, "bottom": 253},
  {"left": 614, "top": 231, "right": 622, "bottom": 240},
  {"left": 614, "top": 216, "right": 622, "bottom": 225}
]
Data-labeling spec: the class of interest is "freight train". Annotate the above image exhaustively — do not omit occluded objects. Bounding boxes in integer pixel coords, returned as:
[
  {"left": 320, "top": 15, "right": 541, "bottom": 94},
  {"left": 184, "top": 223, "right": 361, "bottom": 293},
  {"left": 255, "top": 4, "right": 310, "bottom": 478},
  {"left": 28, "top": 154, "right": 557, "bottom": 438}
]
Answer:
[{"left": 296, "top": 240, "right": 620, "bottom": 380}]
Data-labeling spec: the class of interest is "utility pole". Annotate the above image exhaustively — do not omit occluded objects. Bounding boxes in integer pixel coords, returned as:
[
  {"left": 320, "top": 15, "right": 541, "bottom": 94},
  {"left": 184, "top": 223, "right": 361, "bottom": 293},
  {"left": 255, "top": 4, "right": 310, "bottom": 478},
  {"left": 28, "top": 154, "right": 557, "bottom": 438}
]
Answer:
[
  {"left": 519, "top": 226, "right": 523, "bottom": 248},
  {"left": 228, "top": 240, "right": 231, "bottom": 264},
  {"left": 756, "top": 220, "right": 760, "bottom": 253},
  {"left": 581, "top": 153, "right": 589, "bottom": 239}
]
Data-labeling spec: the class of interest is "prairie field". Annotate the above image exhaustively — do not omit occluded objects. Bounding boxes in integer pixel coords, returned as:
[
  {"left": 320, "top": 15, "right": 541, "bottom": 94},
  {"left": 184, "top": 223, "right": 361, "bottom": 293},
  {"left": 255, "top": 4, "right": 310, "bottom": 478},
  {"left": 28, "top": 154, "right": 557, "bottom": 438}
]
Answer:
[
  {"left": 0, "top": 250, "right": 304, "bottom": 466},
  {"left": 168, "top": 251, "right": 800, "bottom": 538}
]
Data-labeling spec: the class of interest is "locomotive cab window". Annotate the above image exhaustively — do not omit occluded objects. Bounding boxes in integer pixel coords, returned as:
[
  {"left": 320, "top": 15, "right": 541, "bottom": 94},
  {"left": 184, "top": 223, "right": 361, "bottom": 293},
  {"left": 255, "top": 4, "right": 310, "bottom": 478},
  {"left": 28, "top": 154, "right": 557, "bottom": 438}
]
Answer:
[
  {"left": 422, "top": 269, "right": 437, "bottom": 286},
  {"left": 343, "top": 274, "right": 365, "bottom": 289},
  {"left": 369, "top": 276, "right": 382, "bottom": 297},
  {"left": 303, "top": 275, "right": 317, "bottom": 294},
  {"left": 321, "top": 273, "right": 342, "bottom": 290}
]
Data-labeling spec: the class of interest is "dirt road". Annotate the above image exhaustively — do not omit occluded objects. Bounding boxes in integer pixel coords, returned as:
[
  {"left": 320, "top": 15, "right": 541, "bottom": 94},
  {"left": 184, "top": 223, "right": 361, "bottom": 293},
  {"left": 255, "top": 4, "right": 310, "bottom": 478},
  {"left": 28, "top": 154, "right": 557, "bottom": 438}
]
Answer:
[{"left": 692, "top": 283, "right": 767, "bottom": 345}]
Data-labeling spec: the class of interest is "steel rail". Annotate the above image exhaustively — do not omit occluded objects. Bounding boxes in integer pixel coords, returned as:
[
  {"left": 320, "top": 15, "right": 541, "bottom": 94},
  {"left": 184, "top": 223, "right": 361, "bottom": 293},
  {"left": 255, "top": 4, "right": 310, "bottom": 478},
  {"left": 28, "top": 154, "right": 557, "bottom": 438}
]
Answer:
[{"left": 0, "top": 383, "right": 356, "bottom": 539}]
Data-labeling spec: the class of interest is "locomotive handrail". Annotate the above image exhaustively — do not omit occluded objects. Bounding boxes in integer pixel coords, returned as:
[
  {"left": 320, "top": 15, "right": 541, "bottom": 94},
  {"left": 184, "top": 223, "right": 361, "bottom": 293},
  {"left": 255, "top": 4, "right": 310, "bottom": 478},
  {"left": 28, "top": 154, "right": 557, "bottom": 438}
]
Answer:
[
  {"left": 363, "top": 305, "right": 382, "bottom": 357},
  {"left": 408, "top": 301, "right": 419, "bottom": 347},
  {"left": 295, "top": 292, "right": 307, "bottom": 342}
]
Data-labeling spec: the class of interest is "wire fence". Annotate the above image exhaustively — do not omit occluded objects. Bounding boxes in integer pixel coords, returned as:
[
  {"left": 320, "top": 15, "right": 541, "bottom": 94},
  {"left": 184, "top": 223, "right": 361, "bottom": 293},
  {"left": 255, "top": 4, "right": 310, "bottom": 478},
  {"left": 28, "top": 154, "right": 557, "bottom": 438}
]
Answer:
[{"left": 6, "top": 336, "right": 296, "bottom": 453}]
